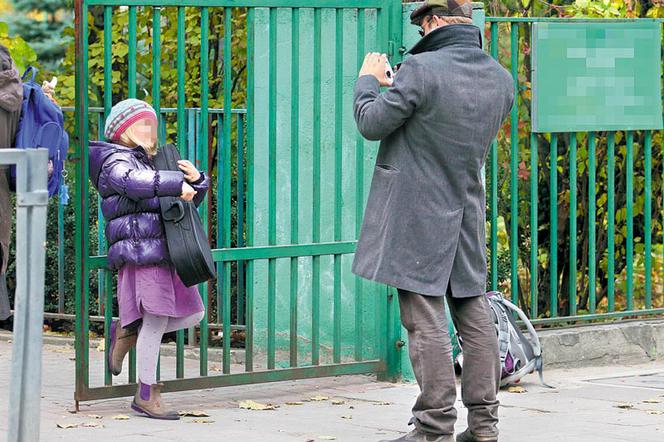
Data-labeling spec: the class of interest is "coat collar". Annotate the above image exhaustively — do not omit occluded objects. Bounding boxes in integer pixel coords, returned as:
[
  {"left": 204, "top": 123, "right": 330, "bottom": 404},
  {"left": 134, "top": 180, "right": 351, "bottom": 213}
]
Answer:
[{"left": 407, "top": 24, "right": 481, "bottom": 56}]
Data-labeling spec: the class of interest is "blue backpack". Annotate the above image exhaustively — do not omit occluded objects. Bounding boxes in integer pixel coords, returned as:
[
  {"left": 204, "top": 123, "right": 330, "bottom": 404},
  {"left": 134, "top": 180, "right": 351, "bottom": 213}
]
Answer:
[{"left": 11, "top": 67, "right": 68, "bottom": 197}]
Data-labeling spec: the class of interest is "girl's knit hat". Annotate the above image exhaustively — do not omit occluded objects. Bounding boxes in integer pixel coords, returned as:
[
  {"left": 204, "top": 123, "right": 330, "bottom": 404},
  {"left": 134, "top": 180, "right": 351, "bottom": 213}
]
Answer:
[{"left": 104, "top": 98, "right": 158, "bottom": 142}]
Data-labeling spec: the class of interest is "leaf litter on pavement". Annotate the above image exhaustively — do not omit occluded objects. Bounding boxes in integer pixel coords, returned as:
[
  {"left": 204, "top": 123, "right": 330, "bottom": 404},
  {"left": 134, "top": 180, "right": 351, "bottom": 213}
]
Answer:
[{"left": 239, "top": 400, "right": 277, "bottom": 411}]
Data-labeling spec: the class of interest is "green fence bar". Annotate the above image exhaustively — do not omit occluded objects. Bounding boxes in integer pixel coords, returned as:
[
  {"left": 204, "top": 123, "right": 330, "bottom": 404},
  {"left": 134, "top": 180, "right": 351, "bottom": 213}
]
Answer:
[
  {"left": 101, "top": 5, "right": 113, "bottom": 388},
  {"left": 152, "top": 7, "right": 161, "bottom": 115},
  {"left": 509, "top": 22, "right": 519, "bottom": 305},
  {"left": 103, "top": 271, "right": 113, "bottom": 385},
  {"left": 74, "top": 0, "right": 91, "bottom": 402},
  {"left": 490, "top": 21, "right": 499, "bottom": 292},
  {"left": 333, "top": 7, "right": 343, "bottom": 365},
  {"left": 607, "top": 131, "right": 616, "bottom": 312},
  {"left": 549, "top": 133, "right": 558, "bottom": 318},
  {"left": 175, "top": 5, "right": 186, "bottom": 378},
  {"left": 290, "top": 7, "right": 300, "bottom": 369},
  {"left": 222, "top": 7, "right": 233, "bottom": 375},
  {"left": 215, "top": 114, "right": 225, "bottom": 357},
  {"left": 128, "top": 6, "right": 137, "bottom": 98},
  {"left": 530, "top": 133, "right": 538, "bottom": 319},
  {"left": 312, "top": 7, "right": 322, "bottom": 366},
  {"left": 199, "top": 5, "right": 210, "bottom": 377},
  {"left": 354, "top": 7, "right": 366, "bottom": 362},
  {"left": 236, "top": 113, "right": 246, "bottom": 326},
  {"left": 267, "top": 7, "right": 277, "bottom": 370},
  {"left": 644, "top": 130, "right": 652, "bottom": 309},
  {"left": 625, "top": 131, "right": 634, "bottom": 311},
  {"left": 96, "top": 111, "right": 106, "bottom": 316},
  {"left": 588, "top": 133, "right": 597, "bottom": 314},
  {"left": 569, "top": 133, "right": 577, "bottom": 316},
  {"left": 245, "top": 7, "right": 255, "bottom": 373}
]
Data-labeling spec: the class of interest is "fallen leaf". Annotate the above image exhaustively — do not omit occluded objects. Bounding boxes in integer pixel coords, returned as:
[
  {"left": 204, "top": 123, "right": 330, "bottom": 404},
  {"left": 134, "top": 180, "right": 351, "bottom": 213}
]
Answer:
[
  {"left": 112, "top": 414, "right": 130, "bottom": 420},
  {"left": 310, "top": 396, "right": 329, "bottom": 401},
  {"left": 56, "top": 422, "right": 78, "bottom": 429},
  {"left": 285, "top": 401, "right": 304, "bottom": 406},
  {"left": 319, "top": 437, "right": 337, "bottom": 440},
  {"left": 508, "top": 386, "right": 527, "bottom": 394},
  {"left": 614, "top": 403, "right": 634, "bottom": 409},
  {"left": 373, "top": 401, "right": 393, "bottom": 406},
  {"left": 331, "top": 400, "right": 345, "bottom": 405},
  {"left": 646, "top": 410, "right": 664, "bottom": 415},
  {"left": 643, "top": 399, "right": 661, "bottom": 404},
  {"left": 341, "top": 415, "right": 352, "bottom": 419},
  {"left": 87, "top": 415, "right": 103, "bottom": 419},
  {"left": 81, "top": 422, "right": 104, "bottom": 428},
  {"left": 191, "top": 419, "right": 215, "bottom": 424},
  {"left": 96, "top": 341, "right": 105, "bottom": 352},
  {"left": 210, "top": 364, "right": 222, "bottom": 372},
  {"left": 239, "top": 400, "right": 276, "bottom": 411},
  {"left": 179, "top": 410, "right": 210, "bottom": 417}
]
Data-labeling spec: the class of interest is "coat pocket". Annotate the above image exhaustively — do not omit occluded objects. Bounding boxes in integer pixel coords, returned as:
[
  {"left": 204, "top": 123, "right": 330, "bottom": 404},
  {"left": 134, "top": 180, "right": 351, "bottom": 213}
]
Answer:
[{"left": 398, "top": 206, "right": 464, "bottom": 286}]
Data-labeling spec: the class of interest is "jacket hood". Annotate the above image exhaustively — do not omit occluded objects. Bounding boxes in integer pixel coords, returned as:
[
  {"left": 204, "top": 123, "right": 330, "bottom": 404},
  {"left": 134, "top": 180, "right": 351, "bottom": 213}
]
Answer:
[{"left": 0, "top": 45, "right": 22, "bottom": 113}]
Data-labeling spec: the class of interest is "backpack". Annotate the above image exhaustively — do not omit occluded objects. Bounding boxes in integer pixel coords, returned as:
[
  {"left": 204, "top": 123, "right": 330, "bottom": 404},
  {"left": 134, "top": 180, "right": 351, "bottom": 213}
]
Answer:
[
  {"left": 11, "top": 67, "right": 68, "bottom": 197},
  {"left": 454, "top": 291, "right": 553, "bottom": 388}
]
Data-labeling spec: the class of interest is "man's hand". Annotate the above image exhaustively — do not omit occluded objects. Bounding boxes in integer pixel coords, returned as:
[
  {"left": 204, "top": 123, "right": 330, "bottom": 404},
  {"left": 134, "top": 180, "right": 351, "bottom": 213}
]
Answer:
[{"left": 359, "top": 52, "right": 392, "bottom": 87}]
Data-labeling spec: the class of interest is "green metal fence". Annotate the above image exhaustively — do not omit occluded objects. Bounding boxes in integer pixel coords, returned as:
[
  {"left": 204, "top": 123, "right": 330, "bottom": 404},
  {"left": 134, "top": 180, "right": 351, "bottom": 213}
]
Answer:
[
  {"left": 69, "top": 0, "right": 663, "bottom": 405},
  {"left": 73, "top": 0, "right": 404, "bottom": 406},
  {"left": 482, "top": 17, "right": 664, "bottom": 325}
]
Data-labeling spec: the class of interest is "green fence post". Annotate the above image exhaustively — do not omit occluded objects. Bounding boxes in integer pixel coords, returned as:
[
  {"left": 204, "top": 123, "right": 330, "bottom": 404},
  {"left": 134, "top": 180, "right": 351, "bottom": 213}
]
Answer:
[{"left": 509, "top": 21, "right": 519, "bottom": 305}]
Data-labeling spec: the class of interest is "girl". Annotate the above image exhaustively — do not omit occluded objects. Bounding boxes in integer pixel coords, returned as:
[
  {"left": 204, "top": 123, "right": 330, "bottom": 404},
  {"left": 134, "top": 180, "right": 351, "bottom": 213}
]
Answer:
[{"left": 89, "top": 99, "right": 208, "bottom": 420}]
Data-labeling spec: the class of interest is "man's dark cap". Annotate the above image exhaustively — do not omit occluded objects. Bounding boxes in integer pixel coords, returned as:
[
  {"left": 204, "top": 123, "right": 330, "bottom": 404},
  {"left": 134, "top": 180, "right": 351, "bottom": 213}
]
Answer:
[{"left": 409, "top": 0, "right": 473, "bottom": 25}]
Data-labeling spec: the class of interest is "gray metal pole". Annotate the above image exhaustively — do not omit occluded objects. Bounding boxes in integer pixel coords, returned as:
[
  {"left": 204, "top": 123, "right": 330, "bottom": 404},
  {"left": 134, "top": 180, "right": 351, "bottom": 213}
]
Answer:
[{"left": 3, "top": 148, "right": 49, "bottom": 442}]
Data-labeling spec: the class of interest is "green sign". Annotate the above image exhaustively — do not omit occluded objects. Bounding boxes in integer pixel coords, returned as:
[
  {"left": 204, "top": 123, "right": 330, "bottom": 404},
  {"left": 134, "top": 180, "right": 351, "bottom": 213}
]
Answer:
[{"left": 532, "top": 22, "right": 663, "bottom": 133}]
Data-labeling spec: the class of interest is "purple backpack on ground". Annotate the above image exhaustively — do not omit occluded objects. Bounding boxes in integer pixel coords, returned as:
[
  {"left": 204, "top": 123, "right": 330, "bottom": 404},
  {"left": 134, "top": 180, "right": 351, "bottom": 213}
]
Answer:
[
  {"left": 10, "top": 67, "right": 68, "bottom": 197},
  {"left": 484, "top": 291, "right": 553, "bottom": 388},
  {"left": 454, "top": 291, "right": 553, "bottom": 388}
]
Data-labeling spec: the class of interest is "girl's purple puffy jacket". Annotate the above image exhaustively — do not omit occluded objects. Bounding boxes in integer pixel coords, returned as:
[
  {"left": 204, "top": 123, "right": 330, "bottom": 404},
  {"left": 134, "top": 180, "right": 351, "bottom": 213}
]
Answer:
[{"left": 88, "top": 141, "right": 209, "bottom": 270}]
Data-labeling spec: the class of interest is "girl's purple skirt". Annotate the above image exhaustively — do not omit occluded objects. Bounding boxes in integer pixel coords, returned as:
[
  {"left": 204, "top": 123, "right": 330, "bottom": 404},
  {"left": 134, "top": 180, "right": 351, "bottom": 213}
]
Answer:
[{"left": 117, "top": 264, "right": 205, "bottom": 328}]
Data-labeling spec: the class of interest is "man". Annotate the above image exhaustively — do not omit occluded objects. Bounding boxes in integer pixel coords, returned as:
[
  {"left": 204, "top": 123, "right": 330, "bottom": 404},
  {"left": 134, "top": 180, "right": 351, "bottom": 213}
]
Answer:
[
  {"left": 353, "top": 1, "right": 514, "bottom": 441},
  {"left": 0, "top": 45, "right": 22, "bottom": 321}
]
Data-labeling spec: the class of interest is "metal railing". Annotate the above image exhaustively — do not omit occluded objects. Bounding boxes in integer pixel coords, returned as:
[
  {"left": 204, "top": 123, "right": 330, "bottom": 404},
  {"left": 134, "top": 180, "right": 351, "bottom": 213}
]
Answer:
[
  {"left": 73, "top": 0, "right": 399, "bottom": 406},
  {"left": 1, "top": 148, "right": 49, "bottom": 442},
  {"left": 483, "top": 16, "right": 664, "bottom": 324}
]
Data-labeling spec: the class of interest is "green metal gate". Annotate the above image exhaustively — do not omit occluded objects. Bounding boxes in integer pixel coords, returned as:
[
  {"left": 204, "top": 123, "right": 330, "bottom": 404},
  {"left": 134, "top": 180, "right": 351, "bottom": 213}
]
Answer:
[{"left": 73, "top": 0, "right": 404, "bottom": 405}]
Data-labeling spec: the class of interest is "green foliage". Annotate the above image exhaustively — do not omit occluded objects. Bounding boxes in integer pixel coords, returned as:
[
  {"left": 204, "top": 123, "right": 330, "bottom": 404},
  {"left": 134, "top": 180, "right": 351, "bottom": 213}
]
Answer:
[
  {"left": 0, "top": 21, "right": 36, "bottom": 72},
  {"left": 3, "top": 0, "right": 73, "bottom": 71}
]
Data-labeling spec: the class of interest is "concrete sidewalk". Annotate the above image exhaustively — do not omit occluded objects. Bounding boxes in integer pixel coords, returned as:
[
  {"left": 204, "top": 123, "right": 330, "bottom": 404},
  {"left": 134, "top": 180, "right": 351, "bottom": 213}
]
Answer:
[{"left": 1, "top": 339, "right": 663, "bottom": 442}]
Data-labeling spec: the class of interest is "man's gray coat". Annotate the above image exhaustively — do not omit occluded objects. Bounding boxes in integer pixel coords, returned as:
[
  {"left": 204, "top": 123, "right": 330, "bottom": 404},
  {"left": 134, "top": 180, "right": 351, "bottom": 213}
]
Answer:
[{"left": 352, "top": 24, "right": 514, "bottom": 298}]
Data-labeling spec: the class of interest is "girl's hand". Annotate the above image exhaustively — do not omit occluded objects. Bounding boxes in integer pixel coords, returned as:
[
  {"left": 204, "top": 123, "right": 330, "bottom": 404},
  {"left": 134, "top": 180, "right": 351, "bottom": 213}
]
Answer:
[
  {"left": 178, "top": 160, "right": 202, "bottom": 183},
  {"left": 181, "top": 182, "right": 197, "bottom": 202}
]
